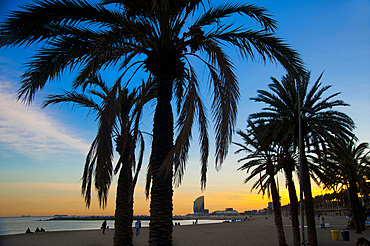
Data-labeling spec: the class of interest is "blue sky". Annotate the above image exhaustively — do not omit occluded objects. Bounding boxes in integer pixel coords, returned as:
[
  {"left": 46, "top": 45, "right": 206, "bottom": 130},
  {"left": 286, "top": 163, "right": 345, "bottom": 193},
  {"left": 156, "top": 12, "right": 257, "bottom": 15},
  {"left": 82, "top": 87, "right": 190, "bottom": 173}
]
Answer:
[{"left": 0, "top": 0, "right": 369, "bottom": 216}]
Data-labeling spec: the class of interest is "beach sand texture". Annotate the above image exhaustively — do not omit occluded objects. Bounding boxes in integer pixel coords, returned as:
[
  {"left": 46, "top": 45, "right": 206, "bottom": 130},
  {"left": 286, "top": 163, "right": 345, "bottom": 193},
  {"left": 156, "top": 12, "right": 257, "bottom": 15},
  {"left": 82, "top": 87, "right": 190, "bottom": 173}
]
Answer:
[{"left": 1, "top": 215, "right": 368, "bottom": 246}]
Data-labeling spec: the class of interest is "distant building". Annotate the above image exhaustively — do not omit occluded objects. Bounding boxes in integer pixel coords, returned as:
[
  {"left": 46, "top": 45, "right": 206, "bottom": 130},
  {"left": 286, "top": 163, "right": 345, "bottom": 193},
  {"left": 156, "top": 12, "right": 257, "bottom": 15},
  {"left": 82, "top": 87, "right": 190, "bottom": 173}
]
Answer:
[
  {"left": 211, "top": 208, "right": 239, "bottom": 216},
  {"left": 268, "top": 197, "right": 282, "bottom": 211},
  {"left": 257, "top": 209, "right": 267, "bottom": 215},
  {"left": 193, "top": 196, "right": 208, "bottom": 215},
  {"left": 193, "top": 196, "right": 204, "bottom": 213},
  {"left": 244, "top": 210, "right": 258, "bottom": 216}
]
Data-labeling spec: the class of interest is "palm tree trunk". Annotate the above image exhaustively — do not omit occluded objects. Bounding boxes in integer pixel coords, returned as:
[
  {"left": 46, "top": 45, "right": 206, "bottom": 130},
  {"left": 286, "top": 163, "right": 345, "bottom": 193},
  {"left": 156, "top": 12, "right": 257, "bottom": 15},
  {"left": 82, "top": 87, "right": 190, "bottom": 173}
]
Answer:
[
  {"left": 285, "top": 168, "right": 300, "bottom": 244},
  {"left": 348, "top": 180, "right": 362, "bottom": 233},
  {"left": 268, "top": 164, "right": 288, "bottom": 246},
  {"left": 114, "top": 163, "right": 133, "bottom": 246},
  {"left": 302, "top": 158, "right": 318, "bottom": 246},
  {"left": 149, "top": 79, "right": 174, "bottom": 246}
]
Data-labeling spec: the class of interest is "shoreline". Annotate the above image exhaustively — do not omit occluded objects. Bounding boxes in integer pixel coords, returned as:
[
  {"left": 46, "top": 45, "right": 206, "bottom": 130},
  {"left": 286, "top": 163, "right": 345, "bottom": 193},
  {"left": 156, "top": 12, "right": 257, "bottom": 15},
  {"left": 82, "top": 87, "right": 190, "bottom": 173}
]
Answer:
[
  {"left": 1, "top": 215, "right": 368, "bottom": 246},
  {"left": 47, "top": 215, "right": 248, "bottom": 221},
  {"left": 0, "top": 217, "right": 225, "bottom": 236}
]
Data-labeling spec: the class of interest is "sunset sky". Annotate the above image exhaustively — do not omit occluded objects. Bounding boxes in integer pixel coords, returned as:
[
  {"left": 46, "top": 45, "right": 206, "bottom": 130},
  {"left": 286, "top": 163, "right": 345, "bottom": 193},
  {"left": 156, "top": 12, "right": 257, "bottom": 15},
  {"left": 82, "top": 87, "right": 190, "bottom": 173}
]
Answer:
[{"left": 0, "top": 0, "right": 369, "bottom": 217}]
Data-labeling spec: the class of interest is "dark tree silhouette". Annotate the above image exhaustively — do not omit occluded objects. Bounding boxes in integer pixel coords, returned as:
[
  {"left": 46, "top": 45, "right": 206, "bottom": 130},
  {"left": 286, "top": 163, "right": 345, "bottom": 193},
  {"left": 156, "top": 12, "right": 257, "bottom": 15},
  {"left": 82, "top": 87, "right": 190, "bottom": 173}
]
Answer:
[
  {"left": 1, "top": 1, "right": 305, "bottom": 244},
  {"left": 249, "top": 72, "right": 354, "bottom": 246}
]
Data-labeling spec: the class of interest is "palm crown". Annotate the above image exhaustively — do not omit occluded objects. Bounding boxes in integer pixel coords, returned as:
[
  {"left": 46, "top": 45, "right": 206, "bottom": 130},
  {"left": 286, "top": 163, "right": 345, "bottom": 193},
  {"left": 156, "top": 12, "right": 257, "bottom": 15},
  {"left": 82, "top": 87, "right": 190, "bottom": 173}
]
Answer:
[
  {"left": 249, "top": 72, "right": 354, "bottom": 150},
  {"left": 0, "top": 0, "right": 305, "bottom": 178},
  {"left": 235, "top": 124, "right": 279, "bottom": 197},
  {"left": 44, "top": 76, "right": 155, "bottom": 207},
  {"left": 323, "top": 138, "right": 370, "bottom": 190}
]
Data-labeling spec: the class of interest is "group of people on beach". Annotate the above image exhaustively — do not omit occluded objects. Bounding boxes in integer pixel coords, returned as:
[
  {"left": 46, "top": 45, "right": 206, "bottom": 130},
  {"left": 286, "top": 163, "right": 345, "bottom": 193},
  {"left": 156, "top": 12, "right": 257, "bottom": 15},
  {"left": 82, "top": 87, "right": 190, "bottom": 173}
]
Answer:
[
  {"left": 101, "top": 219, "right": 142, "bottom": 236},
  {"left": 25, "top": 227, "right": 45, "bottom": 233},
  {"left": 23, "top": 218, "right": 370, "bottom": 245}
]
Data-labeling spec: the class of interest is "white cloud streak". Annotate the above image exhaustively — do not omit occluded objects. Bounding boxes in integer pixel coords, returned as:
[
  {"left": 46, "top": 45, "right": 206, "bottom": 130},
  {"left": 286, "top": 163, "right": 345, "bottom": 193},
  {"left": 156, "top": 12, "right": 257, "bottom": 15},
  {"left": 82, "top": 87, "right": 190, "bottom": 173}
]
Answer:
[{"left": 0, "top": 80, "right": 90, "bottom": 158}]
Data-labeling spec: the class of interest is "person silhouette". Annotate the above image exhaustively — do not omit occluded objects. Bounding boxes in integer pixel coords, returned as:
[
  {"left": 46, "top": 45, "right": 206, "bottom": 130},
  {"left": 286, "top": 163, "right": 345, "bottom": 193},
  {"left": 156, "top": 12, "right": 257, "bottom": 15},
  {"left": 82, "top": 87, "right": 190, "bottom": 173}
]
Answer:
[
  {"left": 320, "top": 216, "right": 326, "bottom": 229},
  {"left": 135, "top": 220, "right": 141, "bottom": 236},
  {"left": 101, "top": 220, "right": 107, "bottom": 234}
]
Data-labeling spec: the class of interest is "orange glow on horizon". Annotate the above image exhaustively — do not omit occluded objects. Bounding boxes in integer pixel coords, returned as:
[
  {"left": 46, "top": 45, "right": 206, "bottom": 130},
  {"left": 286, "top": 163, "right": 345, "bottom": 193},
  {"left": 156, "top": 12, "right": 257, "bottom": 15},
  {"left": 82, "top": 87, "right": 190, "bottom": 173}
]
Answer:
[{"left": 0, "top": 182, "right": 333, "bottom": 217}]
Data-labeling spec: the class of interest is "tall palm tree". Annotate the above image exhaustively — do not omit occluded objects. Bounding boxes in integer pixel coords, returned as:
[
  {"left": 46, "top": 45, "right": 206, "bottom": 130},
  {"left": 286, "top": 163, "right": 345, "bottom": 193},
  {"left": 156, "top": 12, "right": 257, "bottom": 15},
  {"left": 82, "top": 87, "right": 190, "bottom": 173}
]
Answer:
[
  {"left": 317, "top": 138, "right": 370, "bottom": 233},
  {"left": 249, "top": 72, "right": 355, "bottom": 246},
  {"left": 44, "top": 76, "right": 155, "bottom": 245},
  {"left": 0, "top": 1, "right": 305, "bottom": 244},
  {"left": 242, "top": 119, "right": 301, "bottom": 244},
  {"left": 235, "top": 123, "right": 288, "bottom": 246}
]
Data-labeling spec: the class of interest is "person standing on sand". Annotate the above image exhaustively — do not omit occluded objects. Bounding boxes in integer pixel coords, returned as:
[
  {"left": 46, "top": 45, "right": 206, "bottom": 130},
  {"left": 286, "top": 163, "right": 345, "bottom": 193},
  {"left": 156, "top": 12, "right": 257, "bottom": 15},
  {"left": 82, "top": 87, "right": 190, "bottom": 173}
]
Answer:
[
  {"left": 101, "top": 220, "right": 107, "bottom": 234},
  {"left": 320, "top": 216, "right": 325, "bottom": 229},
  {"left": 135, "top": 220, "right": 141, "bottom": 236}
]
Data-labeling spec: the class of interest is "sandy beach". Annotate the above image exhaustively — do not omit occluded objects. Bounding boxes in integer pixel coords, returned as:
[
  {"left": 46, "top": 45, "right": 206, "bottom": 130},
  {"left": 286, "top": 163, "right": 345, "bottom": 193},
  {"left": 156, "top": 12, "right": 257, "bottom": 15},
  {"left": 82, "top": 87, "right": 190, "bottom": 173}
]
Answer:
[{"left": 1, "top": 215, "right": 368, "bottom": 246}]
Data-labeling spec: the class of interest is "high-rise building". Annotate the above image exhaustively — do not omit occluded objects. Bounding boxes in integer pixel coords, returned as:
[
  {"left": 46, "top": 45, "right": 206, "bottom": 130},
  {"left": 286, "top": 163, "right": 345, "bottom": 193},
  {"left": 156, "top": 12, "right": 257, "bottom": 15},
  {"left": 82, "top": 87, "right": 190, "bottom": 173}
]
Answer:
[{"left": 193, "top": 196, "right": 205, "bottom": 214}]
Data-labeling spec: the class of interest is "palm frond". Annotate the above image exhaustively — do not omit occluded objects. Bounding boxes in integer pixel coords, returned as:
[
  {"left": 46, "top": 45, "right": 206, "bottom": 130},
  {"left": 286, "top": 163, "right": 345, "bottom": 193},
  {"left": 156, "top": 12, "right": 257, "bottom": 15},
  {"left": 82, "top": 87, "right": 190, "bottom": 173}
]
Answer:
[
  {"left": 201, "top": 40, "right": 239, "bottom": 167},
  {"left": 195, "top": 86, "right": 209, "bottom": 190},
  {"left": 215, "top": 30, "right": 306, "bottom": 79},
  {"left": 194, "top": 3, "right": 277, "bottom": 32},
  {"left": 0, "top": 0, "right": 121, "bottom": 47},
  {"left": 43, "top": 90, "right": 102, "bottom": 114},
  {"left": 81, "top": 138, "right": 98, "bottom": 208}
]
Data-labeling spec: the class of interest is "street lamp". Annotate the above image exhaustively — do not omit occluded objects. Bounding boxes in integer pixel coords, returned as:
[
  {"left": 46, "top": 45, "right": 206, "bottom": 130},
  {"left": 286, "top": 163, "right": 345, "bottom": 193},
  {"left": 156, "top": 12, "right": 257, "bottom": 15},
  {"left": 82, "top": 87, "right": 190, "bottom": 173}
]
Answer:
[{"left": 298, "top": 85, "right": 305, "bottom": 245}]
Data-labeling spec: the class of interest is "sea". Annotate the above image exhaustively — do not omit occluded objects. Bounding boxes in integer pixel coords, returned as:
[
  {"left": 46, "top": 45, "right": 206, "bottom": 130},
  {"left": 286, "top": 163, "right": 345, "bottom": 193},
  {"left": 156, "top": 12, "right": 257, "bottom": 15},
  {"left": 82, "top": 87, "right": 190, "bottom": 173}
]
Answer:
[{"left": 0, "top": 216, "right": 223, "bottom": 236}]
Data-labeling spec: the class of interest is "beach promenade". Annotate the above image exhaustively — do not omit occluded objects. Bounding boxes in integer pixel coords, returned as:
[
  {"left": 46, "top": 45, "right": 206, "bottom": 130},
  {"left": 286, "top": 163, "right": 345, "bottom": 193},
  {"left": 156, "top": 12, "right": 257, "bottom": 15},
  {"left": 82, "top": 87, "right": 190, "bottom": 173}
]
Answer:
[{"left": 1, "top": 215, "right": 367, "bottom": 245}]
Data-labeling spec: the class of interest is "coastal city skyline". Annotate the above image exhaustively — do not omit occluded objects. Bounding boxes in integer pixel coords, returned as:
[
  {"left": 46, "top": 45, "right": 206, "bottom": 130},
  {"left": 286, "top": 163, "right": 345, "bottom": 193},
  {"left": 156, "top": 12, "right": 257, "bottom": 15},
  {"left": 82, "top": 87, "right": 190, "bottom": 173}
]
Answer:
[{"left": 0, "top": 0, "right": 369, "bottom": 218}]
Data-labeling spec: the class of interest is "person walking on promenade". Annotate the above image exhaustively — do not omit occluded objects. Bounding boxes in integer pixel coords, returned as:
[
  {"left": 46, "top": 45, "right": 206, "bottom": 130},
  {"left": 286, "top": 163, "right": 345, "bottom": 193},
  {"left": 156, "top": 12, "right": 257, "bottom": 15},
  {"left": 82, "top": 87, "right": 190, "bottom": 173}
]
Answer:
[
  {"left": 101, "top": 220, "right": 107, "bottom": 234},
  {"left": 135, "top": 220, "right": 141, "bottom": 236},
  {"left": 320, "top": 216, "right": 326, "bottom": 229}
]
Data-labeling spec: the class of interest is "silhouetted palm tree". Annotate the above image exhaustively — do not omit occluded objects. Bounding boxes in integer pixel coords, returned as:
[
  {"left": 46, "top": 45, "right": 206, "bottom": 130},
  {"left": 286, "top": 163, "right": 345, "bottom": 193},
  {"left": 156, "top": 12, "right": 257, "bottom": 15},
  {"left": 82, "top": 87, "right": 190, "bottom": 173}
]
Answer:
[
  {"left": 44, "top": 76, "right": 155, "bottom": 245},
  {"left": 241, "top": 120, "right": 301, "bottom": 244},
  {"left": 316, "top": 138, "right": 370, "bottom": 233},
  {"left": 249, "top": 72, "right": 355, "bottom": 246},
  {"left": 0, "top": 1, "right": 305, "bottom": 244},
  {"left": 235, "top": 123, "right": 288, "bottom": 246}
]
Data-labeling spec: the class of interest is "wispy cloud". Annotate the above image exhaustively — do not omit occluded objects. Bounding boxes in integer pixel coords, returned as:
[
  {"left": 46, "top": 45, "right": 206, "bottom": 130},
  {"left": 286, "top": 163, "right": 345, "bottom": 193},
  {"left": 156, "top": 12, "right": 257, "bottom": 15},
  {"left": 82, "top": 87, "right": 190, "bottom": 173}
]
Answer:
[{"left": 0, "top": 80, "right": 90, "bottom": 158}]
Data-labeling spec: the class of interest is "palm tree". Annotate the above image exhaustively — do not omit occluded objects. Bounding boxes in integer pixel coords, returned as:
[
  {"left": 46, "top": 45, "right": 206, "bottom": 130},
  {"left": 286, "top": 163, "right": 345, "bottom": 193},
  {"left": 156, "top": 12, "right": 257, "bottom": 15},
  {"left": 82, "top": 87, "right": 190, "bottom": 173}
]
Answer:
[
  {"left": 249, "top": 72, "right": 355, "bottom": 246},
  {"left": 44, "top": 76, "right": 155, "bottom": 245},
  {"left": 241, "top": 119, "right": 301, "bottom": 244},
  {"left": 0, "top": 1, "right": 305, "bottom": 244},
  {"left": 317, "top": 138, "right": 370, "bottom": 233},
  {"left": 235, "top": 123, "right": 288, "bottom": 246}
]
